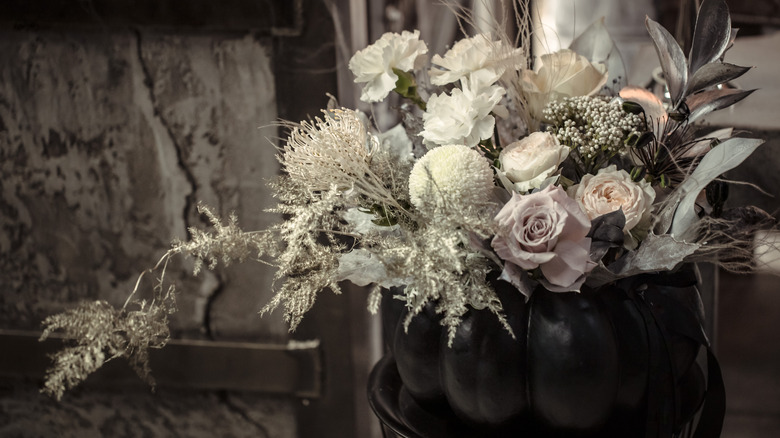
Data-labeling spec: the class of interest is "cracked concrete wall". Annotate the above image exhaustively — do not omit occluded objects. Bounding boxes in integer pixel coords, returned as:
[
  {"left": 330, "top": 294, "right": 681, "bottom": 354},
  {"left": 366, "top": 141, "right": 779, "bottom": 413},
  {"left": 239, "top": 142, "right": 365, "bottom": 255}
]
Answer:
[
  {"left": 0, "top": 26, "right": 297, "bottom": 437},
  {"left": 0, "top": 28, "right": 284, "bottom": 337}
]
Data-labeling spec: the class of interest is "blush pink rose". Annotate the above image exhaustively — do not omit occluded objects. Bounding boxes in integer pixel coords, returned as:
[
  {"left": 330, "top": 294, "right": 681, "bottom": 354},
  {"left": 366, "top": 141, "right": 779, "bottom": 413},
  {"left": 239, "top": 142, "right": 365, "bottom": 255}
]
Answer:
[{"left": 491, "top": 185, "right": 595, "bottom": 293}]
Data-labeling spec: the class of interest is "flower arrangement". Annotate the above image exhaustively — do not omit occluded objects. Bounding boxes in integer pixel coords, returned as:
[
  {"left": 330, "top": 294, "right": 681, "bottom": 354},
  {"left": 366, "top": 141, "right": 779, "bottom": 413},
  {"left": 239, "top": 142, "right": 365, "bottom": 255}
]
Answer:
[{"left": 40, "top": 1, "right": 775, "bottom": 425}]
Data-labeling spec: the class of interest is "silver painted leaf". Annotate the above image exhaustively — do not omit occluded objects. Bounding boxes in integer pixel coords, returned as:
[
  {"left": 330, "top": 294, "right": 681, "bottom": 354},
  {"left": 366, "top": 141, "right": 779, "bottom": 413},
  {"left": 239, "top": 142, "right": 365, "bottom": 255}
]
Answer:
[
  {"left": 342, "top": 208, "right": 400, "bottom": 235},
  {"left": 686, "top": 88, "right": 756, "bottom": 122},
  {"left": 569, "top": 17, "right": 627, "bottom": 90},
  {"left": 682, "top": 127, "right": 733, "bottom": 158},
  {"left": 646, "top": 16, "right": 688, "bottom": 107},
  {"left": 725, "top": 28, "right": 739, "bottom": 54},
  {"left": 336, "top": 249, "right": 405, "bottom": 288},
  {"left": 687, "top": 62, "right": 751, "bottom": 95},
  {"left": 688, "top": 0, "right": 732, "bottom": 74},
  {"left": 617, "top": 233, "right": 699, "bottom": 273},
  {"left": 377, "top": 123, "right": 414, "bottom": 163},
  {"left": 585, "top": 234, "right": 700, "bottom": 287},
  {"left": 498, "top": 264, "right": 537, "bottom": 299},
  {"left": 669, "top": 137, "right": 764, "bottom": 238}
]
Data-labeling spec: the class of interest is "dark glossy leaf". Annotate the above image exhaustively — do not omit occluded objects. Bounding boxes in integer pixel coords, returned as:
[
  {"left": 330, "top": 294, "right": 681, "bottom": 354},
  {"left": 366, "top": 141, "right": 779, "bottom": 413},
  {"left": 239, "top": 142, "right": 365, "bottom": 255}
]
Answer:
[
  {"left": 631, "top": 131, "right": 655, "bottom": 148},
  {"left": 686, "top": 88, "right": 756, "bottom": 122},
  {"left": 587, "top": 209, "right": 626, "bottom": 262},
  {"left": 569, "top": 17, "right": 627, "bottom": 90},
  {"left": 622, "top": 101, "right": 645, "bottom": 115},
  {"left": 688, "top": 62, "right": 751, "bottom": 95},
  {"left": 705, "top": 180, "right": 729, "bottom": 217},
  {"left": 645, "top": 16, "right": 688, "bottom": 106},
  {"left": 688, "top": 0, "right": 732, "bottom": 74},
  {"left": 589, "top": 209, "right": 626, "bottom": 242}
]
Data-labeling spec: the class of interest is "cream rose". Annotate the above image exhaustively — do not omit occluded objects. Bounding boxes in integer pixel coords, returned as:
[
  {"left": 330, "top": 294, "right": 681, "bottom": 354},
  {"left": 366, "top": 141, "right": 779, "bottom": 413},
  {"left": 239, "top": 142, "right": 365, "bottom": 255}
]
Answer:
[
  {"left": 498, "top": 132, "right": 569, "bottom": 193},
  {"left": 491, "top": 185, "right": 594, "bottom": 294},
  {"left": 522, "top": 49, "right": 608, "bottom": 120},
  {"left": 569, "top": 165, "right": 655, "bottom": 235}
]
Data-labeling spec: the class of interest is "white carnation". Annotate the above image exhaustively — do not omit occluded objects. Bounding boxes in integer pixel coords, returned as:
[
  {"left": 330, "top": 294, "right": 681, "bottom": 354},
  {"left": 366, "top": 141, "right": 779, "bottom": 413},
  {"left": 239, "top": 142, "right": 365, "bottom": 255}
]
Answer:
[
  {"left": 420, "top": 79, "right": 506, "bottom": 148},
  {"left": 408, "top": 145, "right": 495, "bottom": 212},
  {"left": 429, "top": 33, "right": 524, "bottom": 88},
  {"left": 348, "top": 30, "right": 428, "bottom": 103}
]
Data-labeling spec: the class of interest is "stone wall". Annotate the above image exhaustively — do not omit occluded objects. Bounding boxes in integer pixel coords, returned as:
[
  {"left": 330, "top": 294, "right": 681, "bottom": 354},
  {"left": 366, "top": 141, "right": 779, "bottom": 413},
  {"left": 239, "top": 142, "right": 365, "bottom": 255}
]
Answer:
[{"left": 0, "top": 27, "right": 285, "bottom": 338}]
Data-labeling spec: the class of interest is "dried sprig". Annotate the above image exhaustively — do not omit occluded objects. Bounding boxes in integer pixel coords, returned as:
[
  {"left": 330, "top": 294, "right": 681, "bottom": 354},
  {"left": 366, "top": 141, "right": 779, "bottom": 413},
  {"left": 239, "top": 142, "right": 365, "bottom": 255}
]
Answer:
[
  {"left": 39, "top": 284, "right": 176, "bottom": 400},
  {"left": 260, "top": 179, "right": 350, "bottom": 330},
  {"left": 371, "top": 197, "right": 509, "bottom": 343},
  {"left": 39, "top": 202, "right": 274, "bottom": 398},
  {"left": 173, "top": 203, "right": 276, "bottom": 275},
  {"left": 689, "top": 206, "right": 778, "bottom": 272}
]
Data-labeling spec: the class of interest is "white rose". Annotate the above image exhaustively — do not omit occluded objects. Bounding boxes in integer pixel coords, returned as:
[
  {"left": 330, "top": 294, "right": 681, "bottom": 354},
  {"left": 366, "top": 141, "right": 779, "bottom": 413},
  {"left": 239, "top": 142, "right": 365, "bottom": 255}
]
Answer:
[
  {"left": 569, "top": 165, "right": 655, "bottom": 235},
  {"left": 420, "top": 78, "right": 506, "bottom": 148},
  {"left": 522, "top": 49, "right": 608, "bottom": 120},
  {"left": 498, "top": 132, "right": 569, "bottom": 193},
  {"left": 348, "top": 30, "right": 428, "bottom": 103},
  {"left": 429, "top": 33, "right": 525, "bottom": 88}
]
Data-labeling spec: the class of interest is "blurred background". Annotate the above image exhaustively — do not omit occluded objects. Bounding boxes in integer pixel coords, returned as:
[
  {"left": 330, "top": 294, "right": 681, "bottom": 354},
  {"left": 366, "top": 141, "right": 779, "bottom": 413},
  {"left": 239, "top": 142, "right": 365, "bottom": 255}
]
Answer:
[{"left": 0, "top": 0, "right": 777, "bottom": 437}]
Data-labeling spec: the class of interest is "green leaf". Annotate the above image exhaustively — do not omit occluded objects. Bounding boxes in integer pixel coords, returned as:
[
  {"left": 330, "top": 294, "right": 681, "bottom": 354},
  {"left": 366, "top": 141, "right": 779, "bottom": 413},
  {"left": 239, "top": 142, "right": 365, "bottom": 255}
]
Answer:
[
  {"left": 392, "top": 68, "right": 426, "bottom": 110},
  {"left": 370, "top": 204, "right": 398, "bottom": 226},
  {"left": 630, "top": 166, "right": 646, "bottom": 181},
  {"left": 393, "top": 68, "right": 416, "bottom": 97}
]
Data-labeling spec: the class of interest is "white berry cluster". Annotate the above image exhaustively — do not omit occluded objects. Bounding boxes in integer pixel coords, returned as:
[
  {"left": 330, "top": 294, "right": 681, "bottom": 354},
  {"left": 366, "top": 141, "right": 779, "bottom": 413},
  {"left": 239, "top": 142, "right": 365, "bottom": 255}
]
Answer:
[{"left": 542, "top": 96, "right": 643, "bottom": 162}]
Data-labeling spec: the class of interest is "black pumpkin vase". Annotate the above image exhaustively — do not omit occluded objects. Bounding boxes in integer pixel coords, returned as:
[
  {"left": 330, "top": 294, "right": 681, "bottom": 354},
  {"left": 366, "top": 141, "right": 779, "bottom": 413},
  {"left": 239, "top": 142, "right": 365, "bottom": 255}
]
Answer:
[{"left": 380, "top": 268, "right": 719, "bottom": 437}]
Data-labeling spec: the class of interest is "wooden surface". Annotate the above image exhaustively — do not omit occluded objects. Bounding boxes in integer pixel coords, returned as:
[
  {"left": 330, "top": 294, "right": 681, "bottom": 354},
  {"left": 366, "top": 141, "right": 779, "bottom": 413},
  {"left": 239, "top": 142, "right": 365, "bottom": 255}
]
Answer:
[{"left": 0, "top": 329, "right": 322, "bottom": 397}]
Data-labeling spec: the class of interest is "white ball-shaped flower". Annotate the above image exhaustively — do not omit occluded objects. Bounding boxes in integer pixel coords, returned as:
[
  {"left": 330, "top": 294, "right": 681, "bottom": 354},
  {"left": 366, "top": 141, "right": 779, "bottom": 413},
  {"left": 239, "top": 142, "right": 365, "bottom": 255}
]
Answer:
[{"left": 408, "top": 145, "right": 495, "bottom": 212}]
